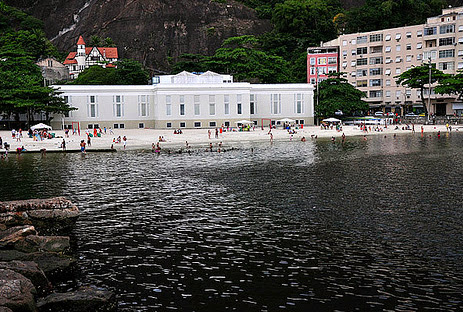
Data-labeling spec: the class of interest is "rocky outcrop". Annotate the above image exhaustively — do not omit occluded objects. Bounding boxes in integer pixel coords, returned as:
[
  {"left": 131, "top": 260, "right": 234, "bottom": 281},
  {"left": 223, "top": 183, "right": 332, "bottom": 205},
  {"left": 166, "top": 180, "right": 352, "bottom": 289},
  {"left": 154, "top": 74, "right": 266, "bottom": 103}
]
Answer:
[
  {"left": 0, "top": 197, "right": 79, "bottom": 235},
  {"left": 0, "top": 269, "right": 36, "bottom": 312},
  {"left": 5, "top": 0, "right": 271, "bottom": 73},
  {"left": 0, "top": 197, "right": 116, "bottom": 312},
  {"left": 37, "top": 286, "right": 116, "bottom": 312}
]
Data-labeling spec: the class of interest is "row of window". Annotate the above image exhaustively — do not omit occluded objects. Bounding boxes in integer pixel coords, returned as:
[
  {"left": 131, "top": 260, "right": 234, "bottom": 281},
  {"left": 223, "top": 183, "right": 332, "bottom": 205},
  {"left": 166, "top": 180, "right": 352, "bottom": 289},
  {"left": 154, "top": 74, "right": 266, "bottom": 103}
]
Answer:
[
  {"left": 308, "top": 57, "right": 337, "bottom": 66},
  {"left": 165, "top": 119, "right": 306, "bottom": 129}
]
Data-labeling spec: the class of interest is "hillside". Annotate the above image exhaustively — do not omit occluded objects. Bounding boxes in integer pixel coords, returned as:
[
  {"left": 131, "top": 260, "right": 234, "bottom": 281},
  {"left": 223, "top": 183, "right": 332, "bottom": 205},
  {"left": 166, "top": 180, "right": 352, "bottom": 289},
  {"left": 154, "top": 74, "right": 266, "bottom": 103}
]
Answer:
[{"left": 6, "top": 0, "right": 271, "bottom": 74}]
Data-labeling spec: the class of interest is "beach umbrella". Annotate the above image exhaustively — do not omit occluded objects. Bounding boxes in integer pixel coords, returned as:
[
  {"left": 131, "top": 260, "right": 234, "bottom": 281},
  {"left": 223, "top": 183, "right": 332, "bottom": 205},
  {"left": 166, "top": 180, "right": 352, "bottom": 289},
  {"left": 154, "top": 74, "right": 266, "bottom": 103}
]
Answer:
[
  {"left": 30, "top": 123, "right": 52, "bottom": 130},
  {"left": 277, "top": 118, "right": 296, "bottom": 123},
  {"left": 234, "top": 120, "right": 253, "bottom": 124},
  {"left": 322, "top": 118, "right": 341, "bottom": 123}
]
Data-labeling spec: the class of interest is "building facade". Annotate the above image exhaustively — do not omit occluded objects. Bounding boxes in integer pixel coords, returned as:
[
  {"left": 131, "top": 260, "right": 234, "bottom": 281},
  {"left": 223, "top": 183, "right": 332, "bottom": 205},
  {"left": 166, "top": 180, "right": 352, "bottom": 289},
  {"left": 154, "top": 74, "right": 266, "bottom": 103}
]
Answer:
[
  {"left": 52, "top": 71, "right": 314, "bottom": 130},
  {"left": 63, "top": 36, "right": 118, "bottom": 79},
  {"left": 36, "top": 58, "right": 70, "bottom": 85},
  {"left": 308, "top": 6, "right": 463, "bottom": 116}
]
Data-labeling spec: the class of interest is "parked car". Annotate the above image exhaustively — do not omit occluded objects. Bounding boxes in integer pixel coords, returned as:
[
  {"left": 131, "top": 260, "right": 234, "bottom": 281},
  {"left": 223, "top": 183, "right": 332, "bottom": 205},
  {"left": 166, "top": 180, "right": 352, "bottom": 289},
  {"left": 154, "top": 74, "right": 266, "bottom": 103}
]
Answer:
[
  {"left": 374, "top": 111, "right": 384, "bottom": 116},
  {"left": 387, "top": 112, "right": 395, "bottom": 117},
  {"left": 405, "top": 112, "right": 418, "bottom": 117}
]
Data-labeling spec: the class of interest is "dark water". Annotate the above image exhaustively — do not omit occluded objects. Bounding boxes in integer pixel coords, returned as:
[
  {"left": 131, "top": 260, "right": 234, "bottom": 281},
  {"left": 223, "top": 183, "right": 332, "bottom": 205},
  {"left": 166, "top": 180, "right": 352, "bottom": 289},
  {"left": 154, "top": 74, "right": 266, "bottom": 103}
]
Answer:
[{"left": 1, "top": 133, "right": 463, "bottom": 311}]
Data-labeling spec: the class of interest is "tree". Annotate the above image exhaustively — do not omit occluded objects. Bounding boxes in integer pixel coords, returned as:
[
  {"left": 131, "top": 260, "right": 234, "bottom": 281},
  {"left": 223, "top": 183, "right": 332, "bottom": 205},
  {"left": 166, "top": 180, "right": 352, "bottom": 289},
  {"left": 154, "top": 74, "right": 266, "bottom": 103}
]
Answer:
[
  {"left": 72, "top": 59, "right": 149, "bottom": 85},
  {"left": 434, "top": 71, "right": 463, "bottom": 101},
  {"left": 315, "top": 73, "right": 368, "bottom": 118},
  {"left": 395, "top": 64, "right": 446, "bottom": 118}
]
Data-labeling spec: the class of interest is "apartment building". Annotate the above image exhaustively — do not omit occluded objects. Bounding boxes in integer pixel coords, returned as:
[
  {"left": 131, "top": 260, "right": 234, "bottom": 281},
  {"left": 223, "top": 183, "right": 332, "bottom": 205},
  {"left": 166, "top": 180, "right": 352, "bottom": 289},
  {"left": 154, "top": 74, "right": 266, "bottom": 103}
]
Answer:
[{"left": 308, "top": 6, "right": 463, "bottom": 116}]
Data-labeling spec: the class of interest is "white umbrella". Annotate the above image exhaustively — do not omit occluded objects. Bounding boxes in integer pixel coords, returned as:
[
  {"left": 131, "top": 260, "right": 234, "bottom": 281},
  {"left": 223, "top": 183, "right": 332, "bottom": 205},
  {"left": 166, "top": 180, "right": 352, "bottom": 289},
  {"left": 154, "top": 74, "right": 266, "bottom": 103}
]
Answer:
[
  {"left": 322, "top": 117, "right": 341, "bottom": 123},
  {"left": 30, "top": 123, "right": 52, "bottom": 130},
  {"left": 277, "top": 118, "right": 296, "bottom": 123},
  {"left": 234, "top": 120, "right": 253, "bottom": 124}
]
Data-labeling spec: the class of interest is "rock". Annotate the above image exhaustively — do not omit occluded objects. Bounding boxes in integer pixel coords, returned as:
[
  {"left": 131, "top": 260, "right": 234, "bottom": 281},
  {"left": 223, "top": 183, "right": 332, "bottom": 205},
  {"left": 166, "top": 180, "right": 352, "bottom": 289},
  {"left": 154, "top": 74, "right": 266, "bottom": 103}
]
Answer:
[
  {"left": 0, "top": 269, "right": 37, "bottom": 312},
  {"left": 0, "top": 261, "right": 51, "bottom": 296},
  {"left": 0, "top": 226, "right": 37, "bottom": 248},
  {"left": 0, "top": 306, "right": 13, "bottom": 312},
  {"left": 0, "top": 198, "right": 79, "bottom": 235},
  {"left": 14, "top": 236, "right": 70, "bottom": 253},
  {"left": 37, "top": 286, "right": 116, "bottom": 312},
  {"left": 0, "top": 251, "right": 76, "bottom": 281}
]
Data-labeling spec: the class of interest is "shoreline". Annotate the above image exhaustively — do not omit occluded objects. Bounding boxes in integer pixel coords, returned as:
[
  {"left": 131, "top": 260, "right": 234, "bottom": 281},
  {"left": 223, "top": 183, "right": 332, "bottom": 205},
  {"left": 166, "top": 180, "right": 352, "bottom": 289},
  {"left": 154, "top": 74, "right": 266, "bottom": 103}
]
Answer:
[{"left": 0, "top": 124, "right": 461, "bottom": 153}]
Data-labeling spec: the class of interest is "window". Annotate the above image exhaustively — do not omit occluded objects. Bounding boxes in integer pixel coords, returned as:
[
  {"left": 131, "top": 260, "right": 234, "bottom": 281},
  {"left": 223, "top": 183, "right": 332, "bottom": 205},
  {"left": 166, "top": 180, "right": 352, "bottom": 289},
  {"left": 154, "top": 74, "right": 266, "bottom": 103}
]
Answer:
[
  {"left": 386, "top": 90, "right": 391, "bottom": 97},
  {"left": 385, "top": 34, "right": 391, "bottom": 41},
  {"left": 370, "top": 33, "right": 383, "bottom": 42},
  {"left": 385, "top": 69, "right": 391, "bottom": 75},
  {"left": 417, "top": 42, "right": 423, "bottom": 49},
  {"left": 395, "top": 68, "right": 401, "bottom": 74},
  {"left": 194, "top": 122, "right": 201, "bottom": 128},
  {"left": 342, "top": 61, "right": 347, "bottom": 68},
  {"left": 113, "top": 95, "right": 124, "bottom": 118},
  {"left": 87, "top": 95, "right": 98, "bottom": 118},
  {"left": 194, "top": 95, "right": 200, "bottom": 115},
  {"left": 406, "top": 44, "right": 411, "bottom": 50},
  {"left": 138, "top": 123, "right": 144, "bottom": 129},
  {"left": 271, "top": 94, "right": 281, "bottom": 114},
  {"left": 440, "top": 24, "right": 455, "bottom": 34},
  {"left": 113, "top": 123, "right": 118, "bottom": 129},
  {"left": 138, "top": 95, "right": 149, "bottom": 117},
  {"left": 357, "top": 36, "right": 367, "bottom": 44},
  {"left": 458, "top": 62, "right": 463, "bottom": 69},
  {"left": 459, "top": 25, "right": 463, "bottom": 32},
  {"left": 459, "top": 37, "right": 463, "bottom": 44},
  {"left": 209, "top": 121, "right": 216, "bottom": 127},
  {"left": 424, "top": 27, "right": 437, "bottom": 36},
  {"left": 118, "top": 124, "right": 125, "bottom": 129},
  {"left": 370, "top": 57, "right": 383, "bottom": 65},
  {"left": 209, "top": 95, "right": 215, "bottom": 115},
  {"left": 295, "top": 93, "right": 303, "bottom": 114},
  {"left": 356, "top": 47, "right": 368, "bottom": 55},
  {"left": 180, "top": 122, "right": 186, "bottom": 128},
  {"left": 166, "top": 122, "right": 172, "bottom": 128},
  {"left": 423, "top": 50, "right": 437, "bottom": 60},
  {"left": 166, "top": 95, "right": 172, "bottom": 116},
  {"left": 351, "top": 49, "right": 356, "bottom": 55},
  {"left": 385, "top": 46, "right": 391, "bottom": 52},
  {"left": 406, "top": 32, "right": 412, "bottom": 38},
  {"left": 396, "top": 45, "right": 401, "bottom": 51},
  {"left": 351, "top": 60, "right": 356, "bottom": 67},
  {"left": 439, "top": 37, "right": 455, "bottom": 46},
  {"left": 370, "top": 46, "right": 382, "bottom": 53},
  {"left": 356, "top": 69, "right": 367, "bottom": 77},
  {"left": 250, "top": 94, "right": 256, "bottom": 115},
  {"left": 328, "top": 66, "right": 337, "bottom": 73},
  {"left": 179, "top": 95, "right": 185, "bottom": 116},
  {"left": 439, "top": 49, "right": 455, "bottom": 58},
  {"left": 396, "top": 57, "right": 402, "bottom": 63},
  {"left": 342, "top": 40, "right": 347, "bottom": 46},
  {"left": 370, "top": 68, "right": 382, "bottom": 75},
  {"left": 357, "top": 58, "right": 368, "bottom": 66},
  {"left": 369, "top": 79, "right": 382, "bottom": 87},
  {"left": 369, "top": 90, "right": 383, "bottom": 98},
  {"left": 357, "top": 80, "right": 367, "bottom": 87},
  {"left": 351, "top": 39, "right": 356, "bottom": 45},
  {"left": 385, "top": 79, "right": 391, "bottom": 86},
  {"left": 310, "top": 57, "right": 316, "bottom": 65},
  {"left": 396, "top": 90, "right": 401, "bottom": 98},
  {"left": 439, "top": 61, "right": 455, "bottom": 70},
  {"left": 406, "top": 55, "right": 412, "bottom": 62},
  {"left": 395, "top": 33, "right": 401, "bottom": 40},
  {"left": 351, "top": 71, "right": 356, "bottom": 77},
  {"left": 318, "top": 57, "right": 326, "bottom": 65},
  {"left": 328, "top": 57, "right": 337, "bottom": 64},
  {"left": 385, "top": 57, "right": 392, "bottom": 64},
  {"left": 417, "top": 30, "right": 423, "bottom": 37},
  {"left": 237, "top": 94, "right": 242, "bottom": 115},
  {"left": 224, "top": 94, "right": 230, "bottom": 115},
  {"left": 342, "top": 50, "right": 347, "bottom": 57},
  {"left": 417, "top": 54, "right": 422, "bottom": 60},
  {"left": 87, "top": 124, "right": 93, "bottom": 129}
]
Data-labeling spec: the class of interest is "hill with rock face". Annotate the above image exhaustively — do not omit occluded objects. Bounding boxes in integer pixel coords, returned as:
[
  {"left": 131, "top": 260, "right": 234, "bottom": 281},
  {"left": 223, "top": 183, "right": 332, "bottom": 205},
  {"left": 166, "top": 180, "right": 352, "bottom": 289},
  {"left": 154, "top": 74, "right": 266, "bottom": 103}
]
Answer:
[{"left": 6, "top": 0, "right": 271, "bottom": 74}]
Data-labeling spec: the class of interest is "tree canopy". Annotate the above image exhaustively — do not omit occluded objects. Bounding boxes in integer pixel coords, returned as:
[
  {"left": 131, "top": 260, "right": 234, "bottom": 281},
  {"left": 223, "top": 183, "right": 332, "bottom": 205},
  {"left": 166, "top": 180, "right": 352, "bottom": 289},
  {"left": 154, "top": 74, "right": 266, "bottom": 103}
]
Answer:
[
  {"left": 0, "top": 2, "right": 73, "bottom": 127},
  {"left": 71, "top": 59, "right": 150, "bottom": 85},
  {"left": 395, "top": 64, "right": 446, "bottom": 117},
  {"left": 315, "top": 73, "right": 368, "bottom": 117},
  {"left": 434, "top": 71, "right": 463, "bottom": 101}
]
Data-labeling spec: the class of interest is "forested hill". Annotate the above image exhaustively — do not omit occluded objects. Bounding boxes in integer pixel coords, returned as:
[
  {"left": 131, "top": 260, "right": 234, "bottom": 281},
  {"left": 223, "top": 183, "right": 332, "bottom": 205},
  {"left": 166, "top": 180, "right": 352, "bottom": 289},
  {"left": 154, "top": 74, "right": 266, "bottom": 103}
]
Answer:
[{"left": 4, "top": 0, "right": 463, "bottom": 82}]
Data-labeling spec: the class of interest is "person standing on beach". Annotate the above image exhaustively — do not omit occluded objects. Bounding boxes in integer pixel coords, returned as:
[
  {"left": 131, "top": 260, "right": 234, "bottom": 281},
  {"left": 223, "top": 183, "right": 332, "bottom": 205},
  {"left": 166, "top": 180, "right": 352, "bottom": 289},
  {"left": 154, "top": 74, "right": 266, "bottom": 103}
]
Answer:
[
  {"left": 208, "top": 130, "right": 211, "bottom": 139},
  {"left": 80, "top": 140, "right": 86, "bottom": 153},
  {"left": 123, "top": 136, "right": 127, "bottom": 149},
  {"left": 61, "top": 139, "right": 66, "bottom": 151},
  {"left": 87, "top": 134, "right": 91, "bottom": 147},
  {"left": 215, "top": 128, "right": 219, "bottom": 139}
]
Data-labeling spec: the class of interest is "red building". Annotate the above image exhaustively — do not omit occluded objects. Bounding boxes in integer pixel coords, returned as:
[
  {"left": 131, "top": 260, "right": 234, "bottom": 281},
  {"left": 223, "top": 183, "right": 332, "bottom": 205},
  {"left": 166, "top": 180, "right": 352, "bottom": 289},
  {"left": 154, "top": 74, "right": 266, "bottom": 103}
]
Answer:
[{"left": 307, "top": 47, "right": 339, "bottom": 84}]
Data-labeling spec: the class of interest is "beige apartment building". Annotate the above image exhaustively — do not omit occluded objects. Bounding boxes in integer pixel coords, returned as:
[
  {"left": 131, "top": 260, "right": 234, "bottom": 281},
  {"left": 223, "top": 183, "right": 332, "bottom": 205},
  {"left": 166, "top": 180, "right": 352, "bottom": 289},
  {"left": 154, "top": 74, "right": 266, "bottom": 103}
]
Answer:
[{"left": 314, "top": 6, "right": 463, "bottom": 116}]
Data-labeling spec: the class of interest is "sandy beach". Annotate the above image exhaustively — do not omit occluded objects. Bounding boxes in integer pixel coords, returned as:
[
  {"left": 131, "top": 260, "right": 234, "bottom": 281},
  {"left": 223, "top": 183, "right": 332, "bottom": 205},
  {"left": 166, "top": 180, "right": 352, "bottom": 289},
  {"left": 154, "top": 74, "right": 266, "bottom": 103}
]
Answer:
[{"left": 0, "top": 124, "right": 460, "bottom": 153}]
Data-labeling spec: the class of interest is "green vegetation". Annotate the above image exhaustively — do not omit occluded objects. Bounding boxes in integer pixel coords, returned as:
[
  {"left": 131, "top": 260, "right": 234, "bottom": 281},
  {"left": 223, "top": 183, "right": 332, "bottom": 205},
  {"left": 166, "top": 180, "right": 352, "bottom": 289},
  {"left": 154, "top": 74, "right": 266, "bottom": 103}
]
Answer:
[
  {"left": 89, "top": 35, "right": 116, "bottom": 47},
  {"left": 71, "top": 59, "right": 150, "bottom": 85},
  {"left": 315, "top": 73, "right": 369, "bottom": 118},
  {"left": 395, "top": 64, "right": 446, "bottom": 118},
  {"left": 0, "top": 1, "right": 73, "bottom": 127},
  {"left": 434, "top": 71, "right": 463, "bottom": 102}
]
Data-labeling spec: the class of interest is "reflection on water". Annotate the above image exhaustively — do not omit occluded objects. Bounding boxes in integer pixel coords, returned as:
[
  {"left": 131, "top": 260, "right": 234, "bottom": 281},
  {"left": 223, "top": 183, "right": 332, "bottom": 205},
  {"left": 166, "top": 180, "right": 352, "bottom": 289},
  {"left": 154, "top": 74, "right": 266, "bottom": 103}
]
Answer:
[{"left": 1, "top": 133, "right": 463, "bottom": 311}]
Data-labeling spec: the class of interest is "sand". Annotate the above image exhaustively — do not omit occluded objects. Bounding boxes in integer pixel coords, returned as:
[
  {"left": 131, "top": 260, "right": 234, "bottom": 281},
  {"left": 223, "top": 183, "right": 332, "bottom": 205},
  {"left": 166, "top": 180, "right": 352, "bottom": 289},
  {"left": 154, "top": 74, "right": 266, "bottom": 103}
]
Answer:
[{"left": 0, "top": 124, "right": 460, "bottom": 153}]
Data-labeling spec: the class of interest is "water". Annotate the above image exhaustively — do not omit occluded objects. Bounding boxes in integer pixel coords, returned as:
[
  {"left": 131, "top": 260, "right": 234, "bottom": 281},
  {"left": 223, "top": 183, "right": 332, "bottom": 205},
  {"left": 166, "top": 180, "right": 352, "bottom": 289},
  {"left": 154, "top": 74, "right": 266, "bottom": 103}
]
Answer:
[{"left": 1, "top": 133, "right": 463, "bottom": 311}]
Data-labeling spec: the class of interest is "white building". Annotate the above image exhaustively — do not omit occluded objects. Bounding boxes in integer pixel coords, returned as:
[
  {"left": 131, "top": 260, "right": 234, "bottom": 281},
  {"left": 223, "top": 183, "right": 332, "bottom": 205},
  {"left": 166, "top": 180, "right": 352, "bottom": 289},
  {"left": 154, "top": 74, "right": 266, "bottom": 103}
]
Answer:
[{"left": 52, "top": 71, "right": 314, "bottom": 130}]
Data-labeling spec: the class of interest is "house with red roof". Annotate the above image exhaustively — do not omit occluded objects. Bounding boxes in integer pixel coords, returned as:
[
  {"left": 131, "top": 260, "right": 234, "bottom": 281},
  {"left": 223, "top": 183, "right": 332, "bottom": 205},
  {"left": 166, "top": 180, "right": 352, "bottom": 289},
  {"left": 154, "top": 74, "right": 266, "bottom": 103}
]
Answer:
[{"left": 63, "top": 36, "right": 118, "bottom": 79}]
